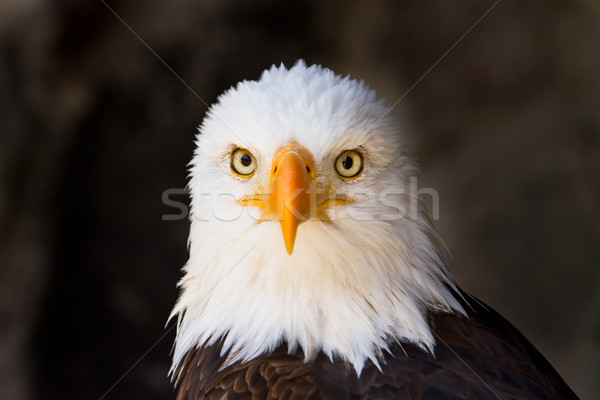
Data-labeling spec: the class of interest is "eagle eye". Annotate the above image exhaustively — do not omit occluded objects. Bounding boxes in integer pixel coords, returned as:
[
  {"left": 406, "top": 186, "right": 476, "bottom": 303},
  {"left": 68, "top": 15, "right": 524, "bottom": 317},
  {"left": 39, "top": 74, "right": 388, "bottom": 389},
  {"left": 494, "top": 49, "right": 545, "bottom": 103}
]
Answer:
[
  {"left": 335, "top": 150, "right": 364, "bottom": 180},
  {"left": 231, "top": 148, "right": 257, "bottom": 177}
]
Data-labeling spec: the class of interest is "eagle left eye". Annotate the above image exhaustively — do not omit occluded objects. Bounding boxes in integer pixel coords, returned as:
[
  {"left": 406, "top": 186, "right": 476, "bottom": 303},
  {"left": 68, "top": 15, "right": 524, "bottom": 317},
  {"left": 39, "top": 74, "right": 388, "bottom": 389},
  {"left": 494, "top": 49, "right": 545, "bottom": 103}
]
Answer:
[
  {"left": 231, "top": 148, "right": 257, "bottom": 177},
  {"left": 335, "top": 150, "right": 364, "bottom": 179}
]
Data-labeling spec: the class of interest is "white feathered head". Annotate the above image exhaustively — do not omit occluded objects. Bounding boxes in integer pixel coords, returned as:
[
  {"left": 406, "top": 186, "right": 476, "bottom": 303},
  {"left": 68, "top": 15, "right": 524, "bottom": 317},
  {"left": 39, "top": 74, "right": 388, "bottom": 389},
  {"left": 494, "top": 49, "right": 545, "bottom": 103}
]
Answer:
[{"left": 171, "top": 61, "right": 463, "bottom": 375}]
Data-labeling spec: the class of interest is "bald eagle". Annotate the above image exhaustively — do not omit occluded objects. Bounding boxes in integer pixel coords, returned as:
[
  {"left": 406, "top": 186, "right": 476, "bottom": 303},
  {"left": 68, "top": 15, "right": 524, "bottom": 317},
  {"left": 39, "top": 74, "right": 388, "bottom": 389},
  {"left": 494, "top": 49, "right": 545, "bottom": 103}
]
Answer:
[{"left": 169, "top": 62, "right": 577, "bottom": 399}]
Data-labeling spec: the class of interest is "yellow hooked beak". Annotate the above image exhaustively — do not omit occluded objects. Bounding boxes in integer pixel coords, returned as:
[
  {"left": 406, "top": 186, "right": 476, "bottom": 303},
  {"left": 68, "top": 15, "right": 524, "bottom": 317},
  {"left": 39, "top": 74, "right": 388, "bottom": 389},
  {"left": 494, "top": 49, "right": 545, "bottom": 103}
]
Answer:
[
  {"left": 268, "top": 144, "right": 316, "bottom": 255},
  {"left": 237, "top": 143, "right": 354, "bottom": 255}
]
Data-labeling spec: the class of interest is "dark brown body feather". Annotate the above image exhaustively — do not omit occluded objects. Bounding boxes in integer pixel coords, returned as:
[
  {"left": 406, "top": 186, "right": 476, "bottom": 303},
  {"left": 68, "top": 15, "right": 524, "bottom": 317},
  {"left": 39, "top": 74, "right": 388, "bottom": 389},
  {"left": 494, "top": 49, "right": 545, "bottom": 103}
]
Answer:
[{"left": 174, "top": 293, "right": 577, "bottom": 400}]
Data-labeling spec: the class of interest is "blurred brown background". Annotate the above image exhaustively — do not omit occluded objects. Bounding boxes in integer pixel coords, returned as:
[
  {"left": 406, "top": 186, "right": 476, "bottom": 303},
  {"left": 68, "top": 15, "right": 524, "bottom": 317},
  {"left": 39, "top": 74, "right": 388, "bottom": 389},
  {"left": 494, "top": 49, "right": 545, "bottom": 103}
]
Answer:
[{"left": 0, "top": 0, "right": 598, "bottom": 399}]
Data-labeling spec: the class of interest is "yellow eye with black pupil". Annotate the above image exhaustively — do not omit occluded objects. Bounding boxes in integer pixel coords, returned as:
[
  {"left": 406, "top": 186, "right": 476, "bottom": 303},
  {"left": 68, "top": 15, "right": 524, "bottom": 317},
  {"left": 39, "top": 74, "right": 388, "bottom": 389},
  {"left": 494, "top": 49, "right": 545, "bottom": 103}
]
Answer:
[
  {"left": 335, "top": 150, "right": 364, "bottom": 179},
  {"left": 231, "top": 148, "right": 257, "bottom": 177}
]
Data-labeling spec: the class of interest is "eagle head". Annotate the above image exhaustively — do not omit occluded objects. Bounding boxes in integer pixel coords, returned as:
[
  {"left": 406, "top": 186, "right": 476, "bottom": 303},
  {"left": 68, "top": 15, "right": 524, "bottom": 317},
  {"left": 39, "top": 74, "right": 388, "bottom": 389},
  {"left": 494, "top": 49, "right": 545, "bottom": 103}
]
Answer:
[{"left": 170, "top": 61, "right": 463, "bottom": 376}]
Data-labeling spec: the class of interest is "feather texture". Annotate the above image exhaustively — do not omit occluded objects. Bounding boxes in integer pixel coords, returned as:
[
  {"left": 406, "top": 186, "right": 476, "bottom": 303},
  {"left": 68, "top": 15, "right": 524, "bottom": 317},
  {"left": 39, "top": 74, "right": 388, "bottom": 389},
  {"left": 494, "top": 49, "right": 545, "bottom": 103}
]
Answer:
[{"left": 174, "top": 294, "right": 578, "bottom": 400}]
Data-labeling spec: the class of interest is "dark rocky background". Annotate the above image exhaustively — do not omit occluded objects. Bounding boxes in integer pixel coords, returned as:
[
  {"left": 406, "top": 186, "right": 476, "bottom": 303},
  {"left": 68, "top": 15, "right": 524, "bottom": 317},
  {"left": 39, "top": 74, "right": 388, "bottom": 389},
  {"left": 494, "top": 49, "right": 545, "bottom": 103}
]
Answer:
[{"left": 1, "top": 0, "right": 598, "bottom": 399}]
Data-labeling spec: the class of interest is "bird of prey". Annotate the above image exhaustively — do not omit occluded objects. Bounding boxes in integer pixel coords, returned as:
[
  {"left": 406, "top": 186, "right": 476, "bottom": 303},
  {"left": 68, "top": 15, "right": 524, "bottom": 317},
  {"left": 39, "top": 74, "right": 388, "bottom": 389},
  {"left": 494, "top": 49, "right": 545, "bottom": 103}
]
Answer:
[{"left": 169, "top": 61, "right": 577, "bottom": 400}]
